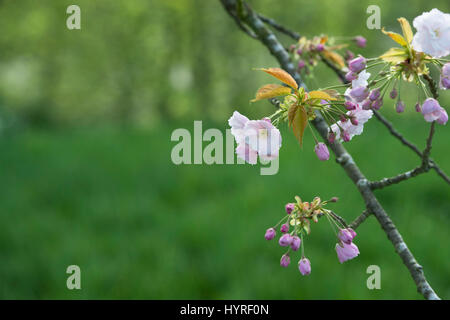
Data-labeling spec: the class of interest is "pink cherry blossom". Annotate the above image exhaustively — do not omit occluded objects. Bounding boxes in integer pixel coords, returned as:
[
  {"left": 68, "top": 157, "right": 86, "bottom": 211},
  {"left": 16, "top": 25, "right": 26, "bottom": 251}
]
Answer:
[
  {"left": 421, "top": 98, "right": 448, "bottom": 125},
  {"left": 329, "top": 104, "right": 373, "bottom": 142}
]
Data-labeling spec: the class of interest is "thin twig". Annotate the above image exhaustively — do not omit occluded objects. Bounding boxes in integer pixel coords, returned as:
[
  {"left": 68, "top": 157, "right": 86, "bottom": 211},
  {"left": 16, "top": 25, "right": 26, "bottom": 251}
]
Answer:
[
  {"left": 257, "top": 13, "right": 300, "bottom": 40},
  {"left": 220, "top": 0, "right": 440, "bottom": 299},
  {"left": 349, "top": 210, "right": 371, "bottom": 229}
]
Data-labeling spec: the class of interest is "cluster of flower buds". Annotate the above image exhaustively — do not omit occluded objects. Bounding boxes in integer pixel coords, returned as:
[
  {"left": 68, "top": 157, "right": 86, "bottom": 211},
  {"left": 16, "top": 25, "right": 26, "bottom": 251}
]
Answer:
[
  {"left": 265, "top": 195, "right": 360, "bottom": 276},
  {"left": 290, "top": 35, "right": 367, "bottom": 74}
]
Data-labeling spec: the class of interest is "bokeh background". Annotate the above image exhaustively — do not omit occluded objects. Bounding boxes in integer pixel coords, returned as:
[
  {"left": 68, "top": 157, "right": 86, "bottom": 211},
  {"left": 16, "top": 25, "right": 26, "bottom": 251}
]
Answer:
[{"left": 0, "top": 0, "right": 449, "bottom": 299}]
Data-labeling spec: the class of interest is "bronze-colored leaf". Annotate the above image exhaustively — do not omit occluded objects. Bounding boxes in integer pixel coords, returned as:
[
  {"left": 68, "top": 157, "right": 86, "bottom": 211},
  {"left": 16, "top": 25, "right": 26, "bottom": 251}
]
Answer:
[
  {"left": 289, "top": 104, "right": 308, "bottom": 146},
  {"left": 257, "top": 67, "right": 299, "bottom": 90},
  {"left": 251, "top": 84, "right": 292, "bottom": 102},
  {"left": 307, "top": 90, "right": 337, "bottom": 101},
  {"left": 381, "top": 27, "right": 407, "bottom": 47},
  {"left": 322, "top": 50, "right": 346, "bottom": 68}
]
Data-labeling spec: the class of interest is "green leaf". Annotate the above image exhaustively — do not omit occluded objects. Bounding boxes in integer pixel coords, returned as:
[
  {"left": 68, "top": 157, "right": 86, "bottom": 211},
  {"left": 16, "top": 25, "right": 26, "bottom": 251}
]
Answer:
[{"left": 289, "top": 104, "right": 308, "bottom": 146}]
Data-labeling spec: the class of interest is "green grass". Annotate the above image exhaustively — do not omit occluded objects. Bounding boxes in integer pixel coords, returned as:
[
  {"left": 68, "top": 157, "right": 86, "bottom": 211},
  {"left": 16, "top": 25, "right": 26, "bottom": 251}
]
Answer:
[{"left": 0, "top": 114, "right": 449, "bottom": 299}]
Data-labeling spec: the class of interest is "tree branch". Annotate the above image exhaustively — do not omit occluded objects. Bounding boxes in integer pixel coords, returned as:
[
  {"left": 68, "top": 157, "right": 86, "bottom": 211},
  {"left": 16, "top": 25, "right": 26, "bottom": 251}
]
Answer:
[
  {"left": 219, "top": 0, "right": 440, "bottom": 299},
  {"left": 349, "top": 210, "right": 372, "bottom": 229}
]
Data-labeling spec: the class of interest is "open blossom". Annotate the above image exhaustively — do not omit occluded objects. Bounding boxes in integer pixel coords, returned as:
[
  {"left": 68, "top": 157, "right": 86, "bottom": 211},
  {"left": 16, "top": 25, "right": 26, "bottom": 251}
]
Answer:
[
  {"left": 440, "top": 63, "right": 450, "bottom": 89},
  {"left": 335, "top": 242, "right": 360, "bottom": 263},
  {"left": 298, "top": 258, "right": 311, "bottom": 275},
  {"left": 329, "top": 104, "right": 373, "bottom": 142},
  {"left": 411, "top": 9, "right": 450, "bottom": 58},
  {"left": 228, "top": 111, "right": 282, "bottom": 164},
  {"left": 351, "top": 70, "right": 370, "bottom": 89},
  {"left": 421, "top": 98, "right": 448, "bottom": 125}
]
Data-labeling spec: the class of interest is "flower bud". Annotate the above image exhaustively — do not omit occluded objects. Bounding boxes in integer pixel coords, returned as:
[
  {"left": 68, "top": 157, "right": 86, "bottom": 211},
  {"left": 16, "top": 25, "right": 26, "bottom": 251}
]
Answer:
[
  {"left": 361, "top": 99, "right": 372, "bottom": 110},
  {"left": 372, "top": 98, "right": 383, "bottom": 110},
  {"left": 348, "top": 56, "right": 366, "bottom": 73},
  {"left": 296, "top": 48, "right": 303, "bottom": 55},
  {"left": 280, "top": 254, "right": 290, "bottom": 267},
  {"left": 290, "top": 236, "right": 301, "bottom": 251},
  {"left": 369, "top": 89, "right": 380, "bottom": 101},
  {"left": 340, "top": 114, "right": 348, "bottom": 122},
  {"left": 389, "top": 88, "right": 397, "bottom": 99},
  {"left": 328, "top": 131, "right": 336, "bottom": 144},
  {"left": 344, "top": 101, "right": 357, "bottom": 110},
  {"left": 350, "top": 117, "right": 359, "bottom": 126},
  {"left": 265, "top": 228, "right": 276, "bottom": 240},
  {"left": 338, "top": 228, "right": 356, "bottom": 244},
  {"left": 415, "top": 102, "right": 421, "bottom": 113},
  {"left": 441, "top": 77, "right": 450, "bottom": 89},
  {"left": 316, "top": 43, "right": 324, "bottom": 51},
  {"left": 330, "top": 196, "right": 339, "bottom": 202},
  {"left": 353, "top": 36, "right": 367, "bottom": 48},
  {"left": 285, "top": 203, "right": 295, "bottom": 214},
  {"left": 437, "top": 108, "right": 448, "bottom": 125},
  {"left": 314, "top": 142, "right": 330, "bottom": 161},
  {"left": 396, "top": 100, "right": 405, "bottom": 113},
  {"left": 279, "top": 234, "right": 293, "bottom": 247},
  {"left": 298, "top": 258, "right": 311, "bottom": 275},
  {"left": 350, "top": 86, "right": 369, "bottom": 103},
  {"left": 280, "top": 223, "right": 289, "bottom": 233},
  {"left": 345, "top": 71, "right": 358, "bottom": 81},
  {"left": 298, "top": 60, "right": 306, "bottom": 69},
  {"left": 345, "top": 50, "right": 355, "bottom": 61}
]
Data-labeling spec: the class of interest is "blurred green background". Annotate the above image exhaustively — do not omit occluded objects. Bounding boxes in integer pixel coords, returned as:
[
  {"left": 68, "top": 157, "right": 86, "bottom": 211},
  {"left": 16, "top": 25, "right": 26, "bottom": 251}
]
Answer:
[{"left": 0, "top": 0, "right": 449, "bottom": 299}]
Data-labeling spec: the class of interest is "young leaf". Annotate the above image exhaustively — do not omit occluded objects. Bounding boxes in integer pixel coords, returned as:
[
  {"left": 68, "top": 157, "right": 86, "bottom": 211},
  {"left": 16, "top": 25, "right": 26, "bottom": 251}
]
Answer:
[
  {"left": 322, "top": 50, "right": 345, "bottom": 68},
  {"left": 257, "top": 68, "right": 299, "bottom": 90},
  {"left": 381, "top": 28, "right": 407, "bottom": 47},
  {"left": 307, "top": 90, "right": 337, "bottom": 101},
  {"left": 398, "top": 17, "right": 413, "bottom": 44},
  {"left": 379, "top": 47, "right": 408, "bottom": 63},
  {"left": 251, "top": 84, "right": 292, "bottom": 102},
  {"left": 289, "top": 104, "right": 308, "bottom": 146}
]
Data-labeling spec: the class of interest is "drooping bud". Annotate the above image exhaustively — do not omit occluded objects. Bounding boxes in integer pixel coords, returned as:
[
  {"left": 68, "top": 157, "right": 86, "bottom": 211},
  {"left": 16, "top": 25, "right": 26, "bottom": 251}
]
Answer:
[
  {"left": 290, "top": 236, "right": 301, "bottom": 251},
  {"left": 353, "top": 36, "right": 367, "bottom": 48},
  {"left": 296, "top": 48, "right": 303, "bottom": 55},
  {"left": 361, "top": 99, "right": 372, "bottom": 110},
  {"left": 348, "top": 56, "right": 366, "bottom": 73},
  {"left": 349, "top": 86, "right": 369, "bottom": 103},
  {"left": 396, "top": 100, "right": 405, "bottom": 113},
  {"left": 342, "top": 130, "right": 351, "bottom": 142},
  {"left": 330, "top": 196, "right": 339, "bottom": 202},
  {"left": 314, "top": 143, "right": 330, "bottom": 161},
  {"left": 316, "top": 43, "right": 325, "bottom": 52},
  {"left": 285, "top": 203, "right": 295, "bottom": 214},
  {"left": 415, "top": 102, "right": 421, "bottom": 113},
  {"left": 338, "top": 228, "right": 356, "bottom": 244},
  {"left": 298, "top": 258, "right": 311, "bottom": 275},
  {"left": 280, "top": 223, "right": 289, "bottom": 233},
  {"left": 389, "top": 88, "right": 397, "bottom": 99},
  {"left": 345, "top": 50, "right": 355, "bottom": 61},
  {"left": 279, "top": 234, "right": 293, "bottom": 247},
  {"left": 345, "top": 71, "right": 358, "bottom": 82},
  {"left": 369, "top": 89, "right": 380, "bottom": 101},
  {"left": 298, "top": 60, "right": 306, "bottom": 69},
  {"left": 350, "top": 117, "right": 359, "bottom": 126},
  {"left": 344, "top": 101, "right": 357, "bottom": 110},
  {"left": 328, "top": 131, "right": 336, "bottom": 144},
  {"left": 372, "top": 98, "right": 383, "bottom": 110},
  {"left": 280, "top": 254, "right": 291, "bottom": 267},
  {"left": 265, "top": 228, "right": 276, "bottom": 240}
]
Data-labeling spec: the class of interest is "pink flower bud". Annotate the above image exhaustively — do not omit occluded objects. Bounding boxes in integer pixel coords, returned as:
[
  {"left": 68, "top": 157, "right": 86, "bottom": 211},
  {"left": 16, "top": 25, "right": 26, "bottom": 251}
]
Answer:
[
  {"left": 345, "top": 50, "right": 355, "bottom": 61},
  {"left": 345, "top": 71, "right": 358, "bottom": 81},
  {"left": 336, "top": 242, "right": 360, "bottom": 263},
  {"left": 285, "top": 203, "right": 295, "bottom": 214},
  {"left": 314, "top": 142, "right": 330, "bottom": 161},
  {"left": 372, "top": 98, "right": 383, "bottom": 110},
  {"left": 298, "top": 258, "right": 311, "bottom": 275},
  {"left": 396, "top": 100, "right": 405, "bottom": 113},
  {"left": 421, "top": 98, "right": 447, "bottom": 124},
  {"left": 265, "top": 228, "right": 276, "bottom": 240},
  {"left": 330, "top": 196, "right": 339, "bottom": 202},
  {"left": 338, "top": 228, "right": 356, "bottom": 244},
  {"left": 437, "top": 107, "right": 448, "bottom": 125},
  {"left": 290, "top": 236, "right": 301, "bottom": 251},
  {"left": 298, "top": 60, "right": 306, "bottom": 69},
  {"left": 348, "top": 56, "right": 366, "bottom": 73},
  {"left": 344, "top": 101, "right": 357, "bottom": 110},
  {"left": 350, "top": 117, "right": 359, "bottom": 125},
  {"left": 350, "top": 86, "right": 369, "bottom": 103},
  {"left": 280, "top": 223, "right": 289, "bottom": 233},
  {"left": 369, "top": 89, "right": 380, "bottom": 101},
  {"left": 389, "top": 88, "right": 397, "bottom": 99},
  {"left": 353, "top": 36, "right": 367, "bottom": 48},
  {"left": 340, "top": 114, "right": 348, "bottom": 122},
  {"left": 279, "top": 234, "right": 293, "bottom": 247},
  {"left": 280, "top": 254, "right": 290, "bottom": 267},
  {"left": 361, "top": 99, "right": 372, "bottom": 110},
  {"left": 296, "top": 48, "right": 303, "bottom": 55},
  {"left": 413, "top": 103, "right": 420, "bottom": 113},
  {"left": 441, "top": 77, "right": 450, "bottom": 89},
  {"left": 316, "top": 43, "right": 325, "bottom": 51},
  {"left": 328, "top": 131, "right": 336, "bottom": 144}
]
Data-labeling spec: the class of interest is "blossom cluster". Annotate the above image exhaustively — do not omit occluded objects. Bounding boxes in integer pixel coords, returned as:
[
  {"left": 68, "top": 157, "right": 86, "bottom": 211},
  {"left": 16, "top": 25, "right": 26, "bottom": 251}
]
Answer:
[{"left": 264, "top": 196, "right": 360, "bottom": 276}]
